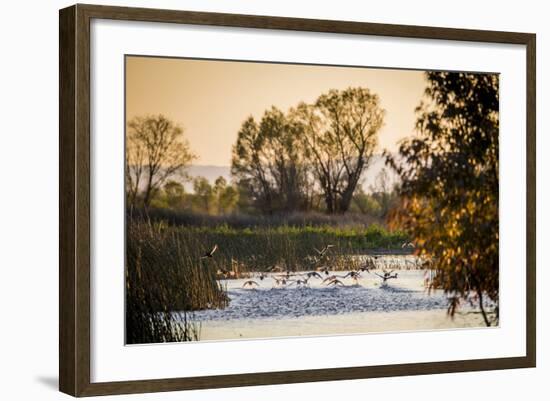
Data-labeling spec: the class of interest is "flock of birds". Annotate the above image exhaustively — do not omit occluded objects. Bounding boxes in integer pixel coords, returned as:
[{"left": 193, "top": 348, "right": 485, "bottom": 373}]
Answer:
[{"left": 199, "top": 243, "right": 421, "bottom": 290}]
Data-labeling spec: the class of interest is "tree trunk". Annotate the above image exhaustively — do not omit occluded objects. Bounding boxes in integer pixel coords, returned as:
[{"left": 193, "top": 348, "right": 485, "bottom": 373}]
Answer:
[
  {"left": 477, "top": 288, "right": 491, "bottom": 327},
  {"left": 324, "top": 187, "right": 335, "bottom": 213},
  {"left": 337, "top": 187, "right": 355, "bottom": 213}
]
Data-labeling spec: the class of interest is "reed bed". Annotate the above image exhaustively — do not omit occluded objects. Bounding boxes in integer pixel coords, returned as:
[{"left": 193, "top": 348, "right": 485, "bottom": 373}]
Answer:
[
  {"left": 131, "top": 222, "right": 409, "bottom": 273},
  {"left": 132, "top": 207, "right": 382, "bottom": 229},
  {"left": 126, "top": 219, "right": 228, "bottom": 344}
]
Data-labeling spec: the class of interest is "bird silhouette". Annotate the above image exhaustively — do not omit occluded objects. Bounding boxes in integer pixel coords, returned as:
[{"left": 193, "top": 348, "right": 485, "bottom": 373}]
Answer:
[
  {"left": 359, "top": 265, "right": 370, "bottom": 273},
  {"left": 315, "top": 266, "right": 330, "bottom": 275},
  {"left": 313, "top": 244, "right": 335, "bottom": 257},
  {"left": 294, "top": 279, "right": 309, "bottom": 287},
  {"left": 322, "top": 274, "right": 345, "bottom": 284},
  {"left": 326, "top": 278, "right": 344, "bottom": 286},
  {"left": 375, "top": 271, "right": 398, "bottom": 282},
  {"left": 274, "top": 278, "right": 295, "bottom": 287},
  {"left": 201, "top": 244, "right": 218, "bottom": 259},
  {"left": 305, "top": 271, "right": 323, "bottom": 279},
  {"left": 343, "top": 271, "right": 361, "bottom": 281},
  {"left": 242, "top": 280, "right": 259, "bottom": 288}
]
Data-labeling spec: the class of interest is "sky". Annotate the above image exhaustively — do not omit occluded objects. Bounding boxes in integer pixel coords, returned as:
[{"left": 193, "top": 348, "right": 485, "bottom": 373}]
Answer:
[{"left": 126, "top": 56, "right": 427, "bottom": 166}]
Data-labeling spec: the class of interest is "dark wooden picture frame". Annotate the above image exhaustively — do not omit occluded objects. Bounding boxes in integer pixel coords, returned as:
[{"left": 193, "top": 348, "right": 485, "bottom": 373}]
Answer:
[{"left": 59, "top": 3, "right": 536, "bottom": 397}]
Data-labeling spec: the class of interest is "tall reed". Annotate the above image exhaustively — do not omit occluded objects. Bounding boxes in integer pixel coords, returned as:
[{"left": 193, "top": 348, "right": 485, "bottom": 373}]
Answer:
[{"left": 126, "top": 219, "right": 228, "bottom": 344}]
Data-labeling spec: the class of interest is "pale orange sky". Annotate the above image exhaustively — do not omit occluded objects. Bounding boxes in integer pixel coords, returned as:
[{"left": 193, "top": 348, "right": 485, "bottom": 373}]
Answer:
[{"left": 126, "top": 56, "right": 427, "bottom": 166}]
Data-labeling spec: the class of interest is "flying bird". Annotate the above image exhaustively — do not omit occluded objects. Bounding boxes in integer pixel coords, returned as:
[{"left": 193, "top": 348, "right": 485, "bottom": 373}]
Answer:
[
  {"left": 242, "top": 280, "right": 260, "bottom": 288},
  {"left": 315, "top": 266, "right": 330, "bottom": 275},
  {"left": 314, "top": 244, "right": 335, "bottom": 257},
  {"left": 201, "top": 244, "right": 218, "bottom": 259},
  {"left": 375, "top": 271, "right": 399, "bottom": 282},
  {"left": 305, "top": 271, "right": 323, "bottom": 279},
  {"left": 294, "top": 279, "right": 309, "bottom": 287},
  {"left": 326, "top": 279, "right": 344, "bottom": 286},
  {"left": 274, "top": 278, "right": 294, "bottom": 287},
  {"left": 343, "top": 271, "right": 361, "bottom": 281},
  {"left": 359, "top": 265, "right": 371, "bottom": 273},
  {"left": 322, "top": 274, "right": 345, "bottom": 284}
]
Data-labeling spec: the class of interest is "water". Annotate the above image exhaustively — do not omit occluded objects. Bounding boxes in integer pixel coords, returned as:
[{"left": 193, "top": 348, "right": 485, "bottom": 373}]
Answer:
[
  {"left": 172, "top": 268, "right": 490, "bottom": 341},
  {"left": 190, "top": 270, "right": 448, "bottom": 322}
]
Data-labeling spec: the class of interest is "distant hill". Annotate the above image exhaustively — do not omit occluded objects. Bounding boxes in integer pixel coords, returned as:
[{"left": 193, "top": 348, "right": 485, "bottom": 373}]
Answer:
[{"left": 182, "top": 155, "right": 399, "bottom": 193}]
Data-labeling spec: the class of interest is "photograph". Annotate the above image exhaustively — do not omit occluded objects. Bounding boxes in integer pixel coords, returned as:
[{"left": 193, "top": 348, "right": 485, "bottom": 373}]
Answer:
[{"left": 124, "top": 55, "right": 500, "bottom": 344}]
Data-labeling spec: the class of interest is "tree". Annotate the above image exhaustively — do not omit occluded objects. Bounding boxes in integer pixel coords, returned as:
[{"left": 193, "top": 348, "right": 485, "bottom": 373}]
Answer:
[
  {"left": 192, "top": 176, "right": 214, "bottom": 213},
  {"left": 126, "top": 114, "right": 196, "bottom": 208},
  {"left": 386, "top": 72, "right": 499, "bottom": 326},
  {"left": 231, "top": 116, "right": 272, "bottom": 212},
  {"left": 231, "top": 107, "right": 312, "bottom": 213},
  {"left": 368, "top": 168, "right": 396, "bottom": 218},
  {"left": 213, "top": 176, "right": 239, "bottom": 214},
  {"left": 350, "top": 186, "right": 382, "bottom": 216},
  {"left": 292, "top": 87, "right": 385, "bottom": 213},
  {"left": 163, "top": 180, "right": 186, "bottom": 210}
]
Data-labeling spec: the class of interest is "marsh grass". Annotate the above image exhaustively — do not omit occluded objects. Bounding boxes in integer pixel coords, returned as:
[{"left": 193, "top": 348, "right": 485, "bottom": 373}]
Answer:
[
  {"left": 126, "top": 219, "right": 228, "bottom": 344},
  {"left": 134, "top": 207, "right": 382, "bottom": 229}
]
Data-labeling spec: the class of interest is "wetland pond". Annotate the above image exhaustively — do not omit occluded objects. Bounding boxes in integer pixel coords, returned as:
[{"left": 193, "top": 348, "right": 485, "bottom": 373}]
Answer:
[{"left": 173, "top": 264, "right": 490, "bottom": 341}]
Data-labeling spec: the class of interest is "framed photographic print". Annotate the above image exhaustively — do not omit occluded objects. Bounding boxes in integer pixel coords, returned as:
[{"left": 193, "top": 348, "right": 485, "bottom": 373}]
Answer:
[{"left": 59, "top": 3, "right": 536, "bottom": 397}]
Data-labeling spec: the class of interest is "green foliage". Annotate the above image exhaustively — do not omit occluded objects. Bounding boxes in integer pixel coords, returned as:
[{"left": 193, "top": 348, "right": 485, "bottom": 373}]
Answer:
[
  {"left": 350, "top": 169, "right": 399, "bottom": 218},
  {"left": 130, "top": 220, "right": 408, "bottom": 275},
  {"left": 387, "top": 71, "right": 499, "bottom": 325},
  {"left": 148, "top": 176, "right": 240, "bottom": 216}
]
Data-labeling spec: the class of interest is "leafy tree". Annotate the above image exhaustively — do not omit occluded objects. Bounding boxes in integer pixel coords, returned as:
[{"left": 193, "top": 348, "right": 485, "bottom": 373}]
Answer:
[
  {"left": 350, "top": 186, "right": 382, "bottom": 216},
  {"left": 231, "top": 117, "right": 272, "bottom": 211},
  {"left": 292, "top": 87, "right": 385, "bottom": 213},
  {"left": 231, "top": 107, "right": 312, "bottom": 213},
  {"left": 192, "top": 176, "right": 214, "bottom": 213},
  {"left": 163, "top": 180, "right": 186, "bottom": 209},
  {"left": 386, "top": 72, "right": 499, "bottom": 326},
  {"left": 213, "top": 176, "right": 239, "bottom": 214},
  {"left": 126, "top": 114, "right": 196, "bottom": 208}
]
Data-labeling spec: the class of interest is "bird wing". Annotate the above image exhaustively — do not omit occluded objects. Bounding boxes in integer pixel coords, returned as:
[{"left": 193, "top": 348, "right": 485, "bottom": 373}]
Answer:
[{"left": 211, "top": 244, "right": 218, "bottom": 255}]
